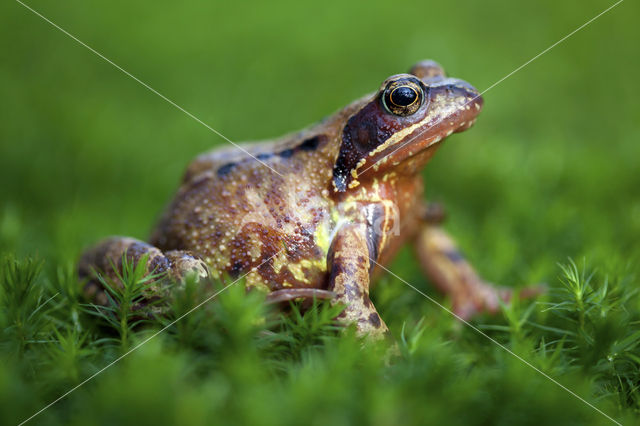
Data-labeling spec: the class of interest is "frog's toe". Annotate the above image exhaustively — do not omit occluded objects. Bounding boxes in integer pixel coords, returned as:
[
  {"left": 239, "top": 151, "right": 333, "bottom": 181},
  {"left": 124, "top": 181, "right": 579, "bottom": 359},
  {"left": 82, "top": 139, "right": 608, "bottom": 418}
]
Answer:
[
  {"left": 493, "top": 283, "right": 548, "bottom": 307},
  {"left": 450, "top": 284, "right": 502, "bottom": 320},
  {"left": 519, "top": 283, "right": 548, "bottom": 300},
  {"left": 452, "top": 283, "right": 546, "bottom": 320},
  {"left": 165, "top": 250, "right": 209, "bottom": 282}
]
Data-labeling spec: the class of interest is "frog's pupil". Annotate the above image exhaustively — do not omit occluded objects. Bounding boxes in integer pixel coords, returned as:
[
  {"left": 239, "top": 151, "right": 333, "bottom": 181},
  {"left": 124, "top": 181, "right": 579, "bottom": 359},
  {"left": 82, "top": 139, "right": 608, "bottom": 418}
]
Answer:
[{"left": 391, "top": 86, "right": 417, "bottom": 107}]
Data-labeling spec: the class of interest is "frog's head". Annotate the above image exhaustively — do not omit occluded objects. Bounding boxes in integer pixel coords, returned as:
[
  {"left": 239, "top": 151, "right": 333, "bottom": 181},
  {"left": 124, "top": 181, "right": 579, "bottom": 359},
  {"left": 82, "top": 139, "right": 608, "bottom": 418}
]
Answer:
[{"left": 332, "top": 60, "right": 483, "bottom": 192}]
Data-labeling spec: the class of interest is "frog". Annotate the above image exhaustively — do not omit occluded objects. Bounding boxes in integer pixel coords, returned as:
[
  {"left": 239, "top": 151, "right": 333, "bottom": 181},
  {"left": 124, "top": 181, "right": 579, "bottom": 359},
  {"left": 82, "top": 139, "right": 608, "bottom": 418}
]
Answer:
[{"left": 79, "top": 60, "right": 535, "bottom": 338}]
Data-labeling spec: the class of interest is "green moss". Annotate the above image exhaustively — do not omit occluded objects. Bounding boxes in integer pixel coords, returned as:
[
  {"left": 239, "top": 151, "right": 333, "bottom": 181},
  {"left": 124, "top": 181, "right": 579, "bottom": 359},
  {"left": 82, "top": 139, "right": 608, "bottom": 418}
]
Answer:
[{"left": 1, "top": 255, "right": 638, "bottom": 425}]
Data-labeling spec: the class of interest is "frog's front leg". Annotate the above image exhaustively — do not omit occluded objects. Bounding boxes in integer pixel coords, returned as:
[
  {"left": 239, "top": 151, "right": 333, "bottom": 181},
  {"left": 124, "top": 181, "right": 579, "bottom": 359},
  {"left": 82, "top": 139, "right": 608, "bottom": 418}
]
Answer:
[
  {"left": 79, "top": 237, "right": 208, "bottom": 305},
  {"left": 413, "top": 204, "right": 539, "bottom": 319},
  {"left": 327, "top": 223, "right": 389, "bottom": 338}
]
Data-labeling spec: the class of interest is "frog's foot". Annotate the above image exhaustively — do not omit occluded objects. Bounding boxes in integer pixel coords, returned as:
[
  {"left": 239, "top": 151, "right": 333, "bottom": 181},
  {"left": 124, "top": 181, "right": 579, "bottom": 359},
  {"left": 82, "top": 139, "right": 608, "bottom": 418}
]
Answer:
[
  {"left": 413, "top": 219, "right": 543, "bottom": 320},
  {"left": 79, "top": 237, "right": 208, "bottom": 306}
]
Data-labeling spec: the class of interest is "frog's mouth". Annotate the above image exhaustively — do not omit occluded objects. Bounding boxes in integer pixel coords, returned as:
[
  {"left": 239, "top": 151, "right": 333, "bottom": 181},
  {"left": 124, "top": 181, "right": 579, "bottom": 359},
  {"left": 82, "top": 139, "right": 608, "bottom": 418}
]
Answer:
[{"left": 359, "top": 78, "right": 483, "bottom": 178}]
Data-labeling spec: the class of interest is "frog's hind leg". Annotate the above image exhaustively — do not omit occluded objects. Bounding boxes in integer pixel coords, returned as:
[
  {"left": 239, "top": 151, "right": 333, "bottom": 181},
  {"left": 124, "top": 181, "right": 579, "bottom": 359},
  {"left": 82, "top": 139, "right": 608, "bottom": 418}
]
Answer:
[
  {"left": 78, "top": 237, "right": 208, "bottom": 305},
  {"left": 413, "top": 204, "right": 542, "bottom": 320}
]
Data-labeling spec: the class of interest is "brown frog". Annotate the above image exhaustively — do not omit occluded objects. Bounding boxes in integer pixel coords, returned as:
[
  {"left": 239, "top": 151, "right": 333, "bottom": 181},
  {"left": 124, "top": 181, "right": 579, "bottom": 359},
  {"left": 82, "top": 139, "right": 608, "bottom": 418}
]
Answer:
[{"left": 80, "top": 60, "right": 532, "bottom": 338}]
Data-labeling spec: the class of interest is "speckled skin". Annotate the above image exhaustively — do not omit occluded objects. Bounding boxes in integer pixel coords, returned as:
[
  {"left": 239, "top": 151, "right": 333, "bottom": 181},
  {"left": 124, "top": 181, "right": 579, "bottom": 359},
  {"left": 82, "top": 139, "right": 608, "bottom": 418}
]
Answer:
[{"left": 80, "top": 60, "right": 520, "bottom": 338}]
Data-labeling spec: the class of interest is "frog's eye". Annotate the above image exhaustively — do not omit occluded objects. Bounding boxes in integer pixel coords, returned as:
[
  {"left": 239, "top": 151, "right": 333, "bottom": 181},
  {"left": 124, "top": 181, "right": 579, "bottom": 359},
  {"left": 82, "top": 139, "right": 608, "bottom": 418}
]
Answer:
[{"left": 382, "top": 77, "right": 424, "bottom": 116}]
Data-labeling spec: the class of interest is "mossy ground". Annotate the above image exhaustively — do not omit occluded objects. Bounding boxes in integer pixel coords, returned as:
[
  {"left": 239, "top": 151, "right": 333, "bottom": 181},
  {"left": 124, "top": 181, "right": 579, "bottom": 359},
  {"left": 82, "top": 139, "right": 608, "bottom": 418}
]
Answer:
[{"left": 1, "top": 0, "right": 639, "bottom": 424}]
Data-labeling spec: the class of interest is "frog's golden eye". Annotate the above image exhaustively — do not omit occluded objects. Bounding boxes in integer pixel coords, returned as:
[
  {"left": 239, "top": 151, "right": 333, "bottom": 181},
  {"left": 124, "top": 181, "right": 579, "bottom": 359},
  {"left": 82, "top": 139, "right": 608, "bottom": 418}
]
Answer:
[{"left": 382, "top": 78, "right": 424, "bottom": 116}]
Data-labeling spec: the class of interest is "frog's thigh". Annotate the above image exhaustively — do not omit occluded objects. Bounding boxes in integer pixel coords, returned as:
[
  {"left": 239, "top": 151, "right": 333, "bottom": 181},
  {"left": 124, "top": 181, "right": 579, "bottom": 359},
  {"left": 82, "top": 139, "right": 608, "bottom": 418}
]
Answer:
[
  {"left": 413, "top": 217, "right": 508, "bottom": 320},
  {"left": 327, "top": 224, "right": 389, "bottom": 338},
  {"left": 78, "top": 237, "right": 207, "bottom": 304}
]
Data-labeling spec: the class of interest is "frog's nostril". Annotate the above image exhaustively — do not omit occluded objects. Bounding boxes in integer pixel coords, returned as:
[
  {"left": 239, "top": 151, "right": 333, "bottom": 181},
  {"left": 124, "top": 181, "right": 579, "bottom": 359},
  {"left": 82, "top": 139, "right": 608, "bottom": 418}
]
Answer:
[
  {"left": 447, "top": 81, "right": 482, "bottom": 105},
  {"left": 453, "top": 81, "right": 480, "bottom": 97},
  {"left": 425, "top": 77, "right": 483, "bottom": 122}
]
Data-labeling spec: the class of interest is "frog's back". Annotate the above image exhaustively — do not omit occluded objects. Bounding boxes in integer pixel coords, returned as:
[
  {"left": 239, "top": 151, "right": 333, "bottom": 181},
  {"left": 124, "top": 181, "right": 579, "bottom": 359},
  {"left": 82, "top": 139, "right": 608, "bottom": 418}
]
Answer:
[{"left": 149, "top": 126, "right": 342, "bottom": 291}]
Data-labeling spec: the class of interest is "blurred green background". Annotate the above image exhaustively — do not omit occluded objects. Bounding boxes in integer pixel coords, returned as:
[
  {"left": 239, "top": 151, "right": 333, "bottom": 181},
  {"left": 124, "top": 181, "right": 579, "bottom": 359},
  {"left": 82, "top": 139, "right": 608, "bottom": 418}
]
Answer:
[{"left": 1, "top": 0, "right": 639, "bottom": 424}]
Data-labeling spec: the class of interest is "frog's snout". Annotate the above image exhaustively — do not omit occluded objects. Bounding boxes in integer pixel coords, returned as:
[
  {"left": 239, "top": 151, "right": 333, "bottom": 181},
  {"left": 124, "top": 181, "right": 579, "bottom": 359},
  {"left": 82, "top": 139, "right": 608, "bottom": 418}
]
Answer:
[
  {"left": 409, "top": 60, "right": 483, "bottom": 133},
  {"left": 426, "top": 78, "right": 484, "bottom": 133}
]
